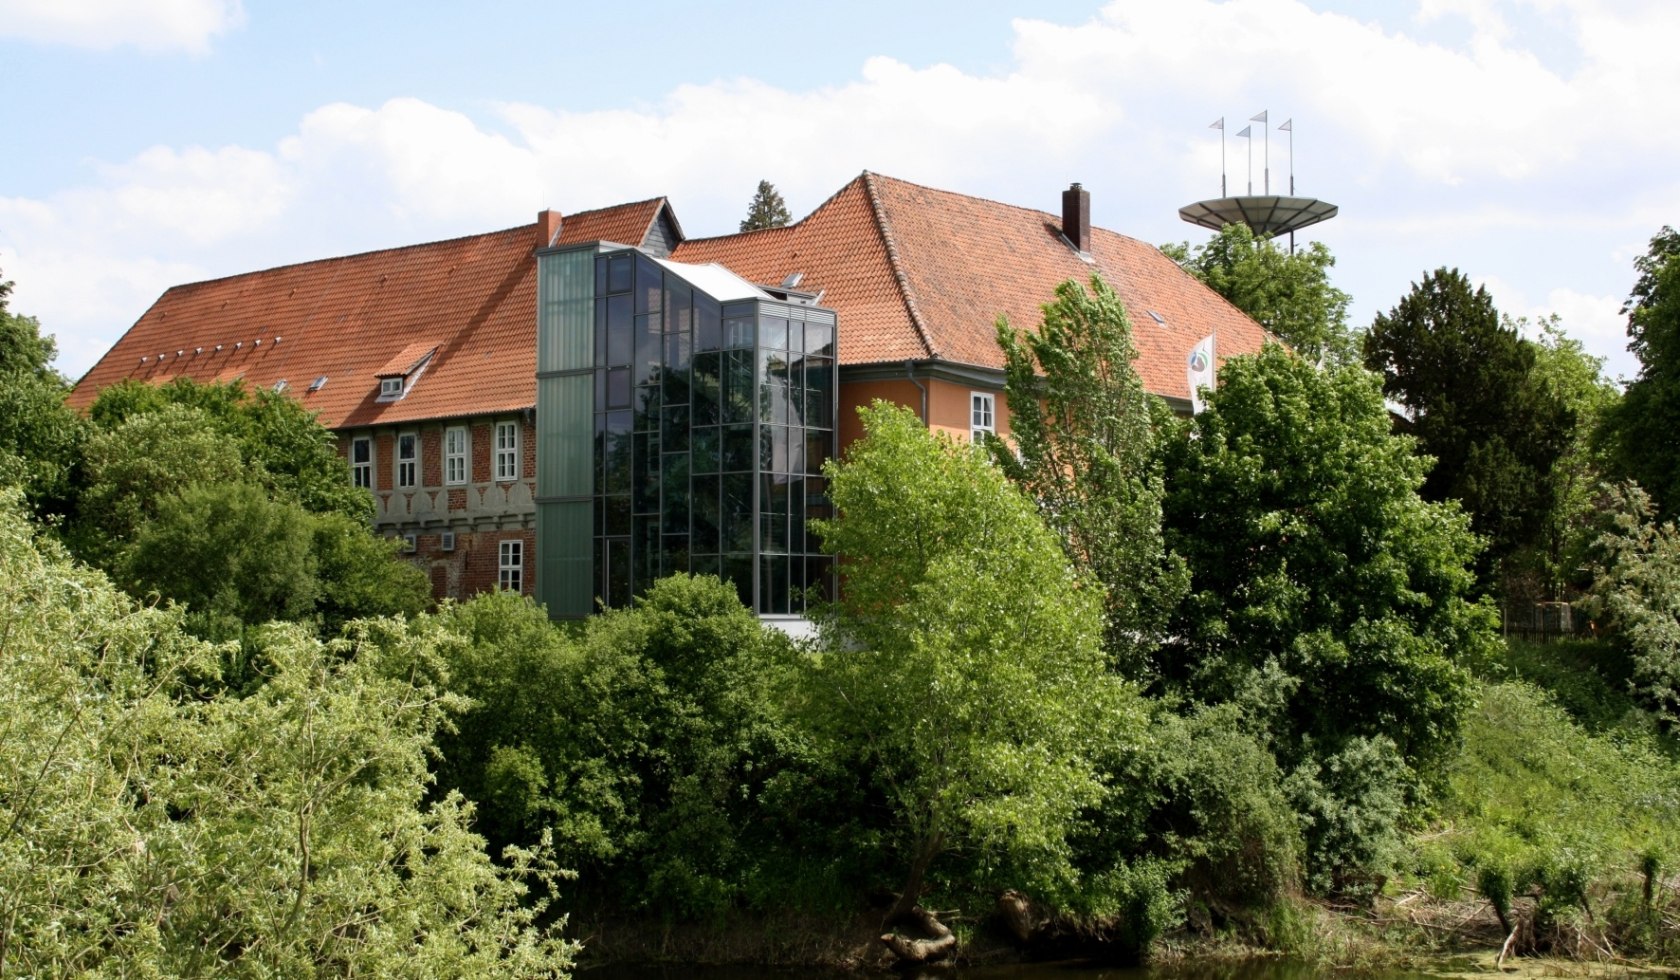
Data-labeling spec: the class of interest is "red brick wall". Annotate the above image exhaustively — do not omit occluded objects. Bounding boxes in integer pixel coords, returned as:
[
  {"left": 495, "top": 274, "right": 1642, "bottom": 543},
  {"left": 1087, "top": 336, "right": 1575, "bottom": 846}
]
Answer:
[
  {"left": 335, "top": 416, "right": 538, "bottom": 605},
  {"left": 421, "top": 427, "right": 442, "bottom": 488}
]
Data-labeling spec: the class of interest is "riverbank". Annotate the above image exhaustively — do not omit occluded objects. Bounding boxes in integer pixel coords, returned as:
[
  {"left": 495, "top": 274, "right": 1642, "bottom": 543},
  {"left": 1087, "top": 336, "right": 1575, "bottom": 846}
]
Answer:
[{"left": 565, "top": 888, "right": 1678, "bottom": 977}]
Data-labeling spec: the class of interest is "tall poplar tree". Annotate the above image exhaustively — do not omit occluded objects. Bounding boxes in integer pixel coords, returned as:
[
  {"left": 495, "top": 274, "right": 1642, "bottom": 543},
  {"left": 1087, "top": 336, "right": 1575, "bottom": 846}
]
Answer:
[{"left": 992, "top": 275, "right": 1186, "bottom": 673}]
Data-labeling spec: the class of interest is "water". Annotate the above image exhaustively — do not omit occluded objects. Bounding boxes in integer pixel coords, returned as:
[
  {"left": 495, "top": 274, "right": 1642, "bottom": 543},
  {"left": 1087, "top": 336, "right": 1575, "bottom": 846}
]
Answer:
[{"left": 580, "top": 959, "right": 1446, "bottom": 980}]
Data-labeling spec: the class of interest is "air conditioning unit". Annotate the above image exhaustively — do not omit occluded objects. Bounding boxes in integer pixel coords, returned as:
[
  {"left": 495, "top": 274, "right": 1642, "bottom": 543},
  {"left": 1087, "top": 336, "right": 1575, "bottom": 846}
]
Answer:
[{"left": 440, "top": 530, "right": 456, "bottom": 552}]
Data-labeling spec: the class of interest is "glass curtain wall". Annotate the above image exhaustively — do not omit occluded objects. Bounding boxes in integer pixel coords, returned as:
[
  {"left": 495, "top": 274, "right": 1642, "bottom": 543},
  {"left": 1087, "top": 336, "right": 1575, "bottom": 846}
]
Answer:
[{"left": 586, "top": 248, "right": 835, "bottom": 615}]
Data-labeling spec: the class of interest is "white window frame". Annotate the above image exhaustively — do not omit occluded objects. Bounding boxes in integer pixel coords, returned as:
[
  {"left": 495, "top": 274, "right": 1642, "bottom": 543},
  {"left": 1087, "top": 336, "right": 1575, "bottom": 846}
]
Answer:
[
  {"left": 970, "top": 392, "right": 996, "bottom": 445},
  {"left": 379, "top": 376, "right": 405, "bottom": 399},
  {"left": 494, "top": 421, "right": 520, "bottom": 482},
  {"left": 444, "top": 426, "right": 468, "bottom": 485},
  {"left": 396, "top": 431, "right": 418, "bottom": 489},
  {"left": 498, "top": 539, "right": 523, "bottom": 592},
  {"left": 351, "top": 436, "right": 373, "bottom": 490}
]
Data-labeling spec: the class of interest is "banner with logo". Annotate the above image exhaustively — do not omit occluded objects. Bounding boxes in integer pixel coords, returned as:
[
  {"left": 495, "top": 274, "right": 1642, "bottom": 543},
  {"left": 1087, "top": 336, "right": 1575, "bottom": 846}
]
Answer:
[{"left": 1187, "top": 334, "right": 1215, "bottom": 414}]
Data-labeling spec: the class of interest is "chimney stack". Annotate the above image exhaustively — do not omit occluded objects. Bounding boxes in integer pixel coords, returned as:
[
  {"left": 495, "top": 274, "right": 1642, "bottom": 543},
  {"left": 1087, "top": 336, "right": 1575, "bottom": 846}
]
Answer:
[
  {"left": 1062, "top": 183, "right": 1090, "bottom": 253},
  {"left": 537, "top": 208, "right": 563, "bottom": 248}
]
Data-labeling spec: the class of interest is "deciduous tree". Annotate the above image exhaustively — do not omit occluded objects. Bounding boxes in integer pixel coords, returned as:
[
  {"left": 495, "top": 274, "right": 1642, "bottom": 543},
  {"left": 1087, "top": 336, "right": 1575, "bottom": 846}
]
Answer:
[
  {"left": 1602, "top": 227, "right": 1680, "bottom": 519},
  {"left": 1162, "top": 346, "right": 1494, "bottom": 782},
  {"left": 0, "top": 494, "right": 577, "bottom": 977},
  {"left": 1163, "top": 223, "right": 1355, "bottom": 365},
  {"left": 993, "top": 275, "right": 1186, "bottom": 674},
  {"left": 0, "top": 269, "right": 85, "bottom": 517},
  {"left": 813, "top": 403, "right": 1137, "bottom": 938}
]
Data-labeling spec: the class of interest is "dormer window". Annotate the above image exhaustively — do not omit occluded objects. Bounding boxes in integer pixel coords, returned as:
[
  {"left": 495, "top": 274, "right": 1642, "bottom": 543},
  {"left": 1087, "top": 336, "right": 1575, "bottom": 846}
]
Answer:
[{"left": 373, "top": 341, "right": 438, "bottom": 402}]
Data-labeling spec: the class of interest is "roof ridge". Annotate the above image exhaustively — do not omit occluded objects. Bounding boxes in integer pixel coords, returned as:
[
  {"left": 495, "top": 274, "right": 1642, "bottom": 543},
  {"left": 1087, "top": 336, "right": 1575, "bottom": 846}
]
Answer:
[
  {"left": 860, "top": 170, "right": 938, "bottom": 361},
  {"left": 868, "top": 171, "right": 1158, "bottom": 251}
]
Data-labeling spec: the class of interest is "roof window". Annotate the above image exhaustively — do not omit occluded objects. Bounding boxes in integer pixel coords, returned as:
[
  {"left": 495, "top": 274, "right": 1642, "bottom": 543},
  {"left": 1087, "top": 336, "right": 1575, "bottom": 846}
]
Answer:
[{"left": 374, "top": 342, "right": 438, "bottom": 403}]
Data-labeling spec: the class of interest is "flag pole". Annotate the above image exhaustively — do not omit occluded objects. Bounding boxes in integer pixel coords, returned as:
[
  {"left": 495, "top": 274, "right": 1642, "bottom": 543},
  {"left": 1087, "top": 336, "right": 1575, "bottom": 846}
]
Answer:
[
  {"left": 1210, "top": 117, "right": 1226, "bottom": 197},
  {"left": 1251, "top": 110, "right": 1269, "bottom": 194}
]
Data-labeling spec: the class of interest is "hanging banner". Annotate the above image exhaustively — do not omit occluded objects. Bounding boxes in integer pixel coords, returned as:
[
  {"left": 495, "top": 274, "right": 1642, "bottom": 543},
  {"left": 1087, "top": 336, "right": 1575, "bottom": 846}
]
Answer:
[{"left": 1187, "top": 334, "right": 1215, "bottom": 414}]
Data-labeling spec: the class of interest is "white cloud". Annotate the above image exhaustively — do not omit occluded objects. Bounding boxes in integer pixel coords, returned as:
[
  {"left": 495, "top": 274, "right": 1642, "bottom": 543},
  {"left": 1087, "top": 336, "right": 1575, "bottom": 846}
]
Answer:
[
  {"left": 283, "top": 99, "right": 546, "bottom": 226},
  {"left": 0, "top": 0, "right": 244, "bottom": 54},
  {"left": 4, "top": 0, "right": 1674, "bottom": 386}
]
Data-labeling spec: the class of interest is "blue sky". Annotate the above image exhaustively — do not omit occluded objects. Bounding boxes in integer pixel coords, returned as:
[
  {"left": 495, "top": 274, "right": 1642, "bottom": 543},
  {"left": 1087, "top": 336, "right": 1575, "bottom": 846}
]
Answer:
[{"left": 2, "top": 0, "right": 1675, "bottom": 383}]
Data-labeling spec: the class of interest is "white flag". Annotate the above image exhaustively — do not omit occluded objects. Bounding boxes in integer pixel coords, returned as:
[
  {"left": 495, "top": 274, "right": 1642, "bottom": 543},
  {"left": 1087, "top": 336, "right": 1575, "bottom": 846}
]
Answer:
[{"left": 1187, "top": 334, "right": 1216, "bottom": 414}]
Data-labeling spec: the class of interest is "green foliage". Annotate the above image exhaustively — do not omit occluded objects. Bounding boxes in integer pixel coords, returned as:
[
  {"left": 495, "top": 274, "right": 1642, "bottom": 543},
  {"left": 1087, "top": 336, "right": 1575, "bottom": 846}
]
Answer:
[
  {"left": 1163, "top": 346, "right": 1493, "bottom": 784},
  {"left": 0, "top": 493, "right": 576, "bottom": 976},
  {"left": 812, "top": 402, "right": 1137, "bottom": 911},
  {"left": 1363, "top": 268, "right": 1575, "bottom": 579},
  {"left": 89, "top": 377, "right": 372, "bottom": 522},
  {"left": 432, "top": 576, "right": 823, "bottom": 916},
  {"left": 1603, "top": 227, "right": 1680, "bottom": 520},
  {"left": 0, "top": 270, "right": 85, "bottom": 518},
  {"left": 993, "top": 274, "right": 1187, "bottom": 672},
  {"left": 1283, "top": 736, "right": 1408, "bottom": 896},
  {"left": 1098, "top": 702, "right": 1301, "bottom": 919},
  {"left": 739, "top": 178, "right": 792, "bottom": 232},
  {"left": 1583, "top": 482, "right": 1680, "bottom": 724},
  {"left": 1505, "top": 316, "right": 1621, "bottom": 601},
  {"left": 1413, "top": 678, "right": 1680, "bottom": 955},
  {"left": 1162, "top": 223, "right": 1356, "bottom": 366},
  {"left": 72, "top": 403, "right": 248, "bottom": 566},
  {"left": 311, "top": 510, "right": 432, "bottom": 633},
  {"left": 125, "top": 481, "right": 320, "bottom": 639}
]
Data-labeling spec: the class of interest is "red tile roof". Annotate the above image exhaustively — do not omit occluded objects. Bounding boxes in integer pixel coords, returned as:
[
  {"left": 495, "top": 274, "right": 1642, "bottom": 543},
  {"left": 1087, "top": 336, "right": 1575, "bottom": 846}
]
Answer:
[
  {"left": 73, "top": 174, "right": 1268, "bottom": 425},
  {"left": 69, "top": 198, "right": 669, "bottom": 427},
  {"left": 673, "top": 172, "right": 1270, "bottom": 400}
]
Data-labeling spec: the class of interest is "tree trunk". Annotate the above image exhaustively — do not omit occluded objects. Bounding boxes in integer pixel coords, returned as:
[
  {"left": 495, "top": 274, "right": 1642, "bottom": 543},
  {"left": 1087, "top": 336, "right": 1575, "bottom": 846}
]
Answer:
[
  {"left": 880, "top": 906, "right": 957, "bottom": 965},
  {"left": 887, "top": 830, "right": 944, "bottom": 923}
]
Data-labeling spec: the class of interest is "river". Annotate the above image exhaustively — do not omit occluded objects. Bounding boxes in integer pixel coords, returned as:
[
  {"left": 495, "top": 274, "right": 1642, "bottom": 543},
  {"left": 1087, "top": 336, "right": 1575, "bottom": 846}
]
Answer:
[{"left": 580, "top": 958, "right": 1450, "bottom": 980}]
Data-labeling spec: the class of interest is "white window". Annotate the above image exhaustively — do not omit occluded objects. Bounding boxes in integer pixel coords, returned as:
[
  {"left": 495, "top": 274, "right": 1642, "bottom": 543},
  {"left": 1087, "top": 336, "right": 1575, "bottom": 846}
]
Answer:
[
  {"left": 351, "top": 437, "right": 373, "bottom": 489},
  {"left": 499, "top": 539, "right": 523, "bottom": 592},
  {"left": 495, "top": 421, "right": 520, "bottom": 481},
  {"left": 379, "top": 376, "right": 404, "bottom": 399},
  {"left": 970, "top": 392, "right": 996, "bottom": 445},
  {"left": 396, "top": 432, "right": 418, "bottom": 488},
  {"left": 445, "top": 426, "right": 468, "bottom": 485}
]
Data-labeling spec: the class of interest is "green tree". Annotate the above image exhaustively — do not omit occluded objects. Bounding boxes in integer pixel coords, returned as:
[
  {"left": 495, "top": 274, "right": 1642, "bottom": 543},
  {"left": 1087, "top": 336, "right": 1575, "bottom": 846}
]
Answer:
[
  {"left": 1162, "top": 346, "right": 1494, "bottom": 784},
  {"left": 1603, "top": 227, "right": 1680, "bottom": 519},
  {"left": 124, "top": 481, "right": 321, "bottom": 639},
  {"left": 739, "top": 179, "right": 792, "bottom": 232},
  {"left": 1163, "top": 223, "right": 1355, "bottom": 365},
  {"left": 311, "top": 510, "right": 431, "bottom": 633},
  {"left": 1583, "top": 482, "right": 1680, "bottom": 724},
  {"left": 1363, "top": 268, "right": 1575, "bottom": 580},
  {"left": 431, "top": 576, "right": 821, "bottom": 916},
  {"left": 1510, "top": 315, "right": 1621, "bottom": 601},
  {"left": 0, "top": 269, "right": 85, "bottom": 517},
  {"left": 812, "top": 402, "right": 1137, "bottom": 927},
  {"left": 90, "top": 377, "right": 372, "bottom": 522},
  {"left": 72, "top": 403, "right": 248, "bottom": 567},
  {"left": 0, "top": 494, "right": 577, "bottom": 976},
  {"left": 993, "top": 275, "right": 1187, "bottom": 673}
]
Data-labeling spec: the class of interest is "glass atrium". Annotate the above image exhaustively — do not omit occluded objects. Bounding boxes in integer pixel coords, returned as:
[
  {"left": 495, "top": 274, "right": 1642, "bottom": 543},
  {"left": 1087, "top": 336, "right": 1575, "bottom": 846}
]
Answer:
[{"left": 536, "top": 244, "right": 837, "bottom": 618}]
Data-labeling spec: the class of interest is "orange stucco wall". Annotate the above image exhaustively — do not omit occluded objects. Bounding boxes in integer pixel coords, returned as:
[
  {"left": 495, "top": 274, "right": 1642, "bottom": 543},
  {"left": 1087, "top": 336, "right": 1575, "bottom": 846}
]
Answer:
[{"left": 837, "top": 375, "right": 1010, "bottom": 457}]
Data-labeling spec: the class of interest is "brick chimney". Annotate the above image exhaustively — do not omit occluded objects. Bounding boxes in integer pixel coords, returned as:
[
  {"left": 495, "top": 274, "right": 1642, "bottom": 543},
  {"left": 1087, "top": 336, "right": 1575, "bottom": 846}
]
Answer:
[
  {"left": 537, "top": 208, "right": 563, "bottom": 248},
  {"left": 1062, "top": 183, "right": 1090, "bottom": 253}
]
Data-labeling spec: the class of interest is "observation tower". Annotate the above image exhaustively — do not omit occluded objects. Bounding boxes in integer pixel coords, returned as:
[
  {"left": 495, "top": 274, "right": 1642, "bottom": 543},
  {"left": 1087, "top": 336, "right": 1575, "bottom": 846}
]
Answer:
[{"left": 1180, "top": 111, "right": 1336, "bottom": 247}]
